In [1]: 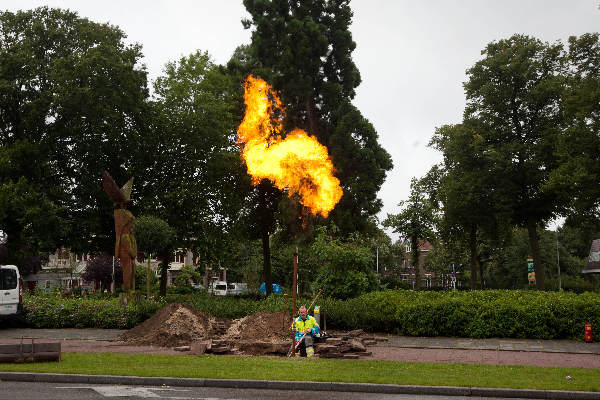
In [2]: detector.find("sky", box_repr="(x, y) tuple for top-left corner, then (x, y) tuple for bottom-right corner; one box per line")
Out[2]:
(3, 0), (599, 238)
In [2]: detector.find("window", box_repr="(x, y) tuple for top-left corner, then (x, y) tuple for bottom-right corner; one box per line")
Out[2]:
(1, 268), (17, 290)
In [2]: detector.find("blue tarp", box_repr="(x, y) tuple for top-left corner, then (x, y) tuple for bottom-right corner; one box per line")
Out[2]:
(259, 282), (283, 294)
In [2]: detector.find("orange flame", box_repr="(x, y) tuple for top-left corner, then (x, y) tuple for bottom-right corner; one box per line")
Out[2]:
(237, 75), (343, 218)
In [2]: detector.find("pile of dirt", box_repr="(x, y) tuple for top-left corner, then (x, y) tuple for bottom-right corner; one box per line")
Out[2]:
(119, 303), (230, 347)
(223, 310), (292, 341)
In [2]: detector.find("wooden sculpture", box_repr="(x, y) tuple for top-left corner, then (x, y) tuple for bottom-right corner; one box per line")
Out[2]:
(102, 171), (137, 291)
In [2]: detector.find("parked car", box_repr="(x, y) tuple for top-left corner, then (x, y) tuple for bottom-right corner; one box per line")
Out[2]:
(0, 265), (22, 317)
(227, 282), (249, 296)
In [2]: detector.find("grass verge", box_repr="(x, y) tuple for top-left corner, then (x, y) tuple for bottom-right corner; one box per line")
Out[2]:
(1, 353), (599, 392)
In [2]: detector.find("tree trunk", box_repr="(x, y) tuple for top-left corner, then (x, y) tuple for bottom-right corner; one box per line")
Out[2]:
(527, 218), (545, 290)
(411, 236), (421, 290)
(262, 230), (272, 296)
(305, 98), (321, 143)
(478, 258), (485, 289)
(469, 224), (478, 290)
(159, 248), (170, 296)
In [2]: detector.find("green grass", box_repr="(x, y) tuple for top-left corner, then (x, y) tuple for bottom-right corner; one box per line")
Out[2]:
(1, 353), (599, 392)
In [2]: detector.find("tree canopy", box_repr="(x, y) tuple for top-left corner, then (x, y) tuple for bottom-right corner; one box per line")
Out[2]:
(0, 7), (150, 270)
(241, 0), (393, 234)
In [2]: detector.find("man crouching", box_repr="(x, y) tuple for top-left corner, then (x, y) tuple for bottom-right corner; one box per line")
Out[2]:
(295, 305), (320, 357)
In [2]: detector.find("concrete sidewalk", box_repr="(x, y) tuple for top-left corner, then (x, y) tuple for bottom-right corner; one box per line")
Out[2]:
(384, 335), (600, 354)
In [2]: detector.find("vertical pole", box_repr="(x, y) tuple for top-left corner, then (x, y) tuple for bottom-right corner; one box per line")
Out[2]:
(376, 246), (379, 275)
(111, 256), (115, 293)
(292, 249), (298, 356)
(147, 254), (151, 298)
(556, 231), (561, 291)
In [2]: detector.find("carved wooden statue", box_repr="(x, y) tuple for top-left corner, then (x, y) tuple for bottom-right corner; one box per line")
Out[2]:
(102, 171), (137, 291)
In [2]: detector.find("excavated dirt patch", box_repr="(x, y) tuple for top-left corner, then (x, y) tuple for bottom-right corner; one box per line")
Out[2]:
(119, 303), (230, 347)
(223, 311), (293, 341)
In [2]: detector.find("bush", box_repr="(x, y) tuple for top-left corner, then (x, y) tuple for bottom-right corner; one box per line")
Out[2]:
(22, 292), (163, 329)
(322, 289), (600, 341)
(20, 289), (600, 341)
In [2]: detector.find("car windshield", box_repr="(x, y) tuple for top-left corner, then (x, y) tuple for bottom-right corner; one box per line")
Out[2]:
(216, 284), (226, 290)
(228, 284), (235, 289)
(1, 268), (17, 290)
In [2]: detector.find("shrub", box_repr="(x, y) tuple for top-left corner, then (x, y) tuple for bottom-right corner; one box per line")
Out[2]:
(322, 289), (600, 341)
(20, 289), (600, 341)
(22, 292), (163, 329)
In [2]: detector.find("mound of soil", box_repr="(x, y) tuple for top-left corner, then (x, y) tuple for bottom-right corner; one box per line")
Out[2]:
(224, 310), (292, 341)
(120, 303), (230, 347)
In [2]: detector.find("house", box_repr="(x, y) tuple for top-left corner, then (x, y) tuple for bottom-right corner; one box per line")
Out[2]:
(397, 238), (435, 288)
(141, 248), (195, 286)
(22, 247), (93, 292)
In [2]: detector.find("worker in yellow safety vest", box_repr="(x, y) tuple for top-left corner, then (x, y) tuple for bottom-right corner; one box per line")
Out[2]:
(294, 305), (320, 357)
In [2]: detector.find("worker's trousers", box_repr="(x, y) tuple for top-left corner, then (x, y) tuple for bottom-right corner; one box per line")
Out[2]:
(296, 336), (314, 357)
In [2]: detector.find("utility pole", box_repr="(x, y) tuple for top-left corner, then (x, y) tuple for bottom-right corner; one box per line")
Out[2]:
(376, 246), (379, 275)
(556, 230), (561, 291)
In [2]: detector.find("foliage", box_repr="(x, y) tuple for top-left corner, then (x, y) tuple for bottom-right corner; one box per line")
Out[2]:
(462, 34), (567, 290)
(0, 7), (150, 263)
(383, 178), (437, 289)
(134, 264), (158, 292)
(134, 216), (175, 256)
(82, 252), (122, 291)
(487, 227), (597, 291)
(19, 289), (600, 343)
(174, 265), (202, 286)
(139, 51), (246, 259)
(134, 215), (175, 296)
(22, 291), (161, 329)
(429, 122), (511, 289)
(324, 289), (600, 341)
(308, 226), (379, 299)
(240, 0), (393, 234)
(551, 33), (600, 220)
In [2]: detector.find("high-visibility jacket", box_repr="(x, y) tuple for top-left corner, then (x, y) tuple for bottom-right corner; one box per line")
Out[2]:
(294, 315), (320, 341)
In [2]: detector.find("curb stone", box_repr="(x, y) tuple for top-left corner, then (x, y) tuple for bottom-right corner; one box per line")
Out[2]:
(0, 372), (598, 399)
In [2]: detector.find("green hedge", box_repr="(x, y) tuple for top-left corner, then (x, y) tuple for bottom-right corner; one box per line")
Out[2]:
(323, 290), (600, 341)
(20, 290), (600, 341)
(23, 293), (162, 329)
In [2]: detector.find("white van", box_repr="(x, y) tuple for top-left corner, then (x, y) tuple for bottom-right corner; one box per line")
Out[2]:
(227, 282), (249, 296)
(210, 280), (228, 296)
(0, 265), (22, 316)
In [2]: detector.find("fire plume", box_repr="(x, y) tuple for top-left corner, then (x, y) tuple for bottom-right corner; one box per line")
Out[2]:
(237, 75), (342, 217)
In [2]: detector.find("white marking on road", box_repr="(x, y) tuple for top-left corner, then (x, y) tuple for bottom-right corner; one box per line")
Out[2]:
(56, 386), (160, 397)
(55, 386), (239, 399)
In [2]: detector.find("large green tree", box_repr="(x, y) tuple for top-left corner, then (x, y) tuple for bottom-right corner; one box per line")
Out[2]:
(0, 7), (150, 270)
(430, 122), (512, 289)
(551, 33), (600, 225)
(463, 34), (566, 290)
(137, 51), (248, 274)
(241, 0), (393, 234)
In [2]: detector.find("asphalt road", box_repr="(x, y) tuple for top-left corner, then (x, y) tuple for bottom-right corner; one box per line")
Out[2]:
(0, 382), (532, 400)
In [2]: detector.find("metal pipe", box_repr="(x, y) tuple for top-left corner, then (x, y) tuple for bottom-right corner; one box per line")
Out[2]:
(292, 249), (298, 356)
